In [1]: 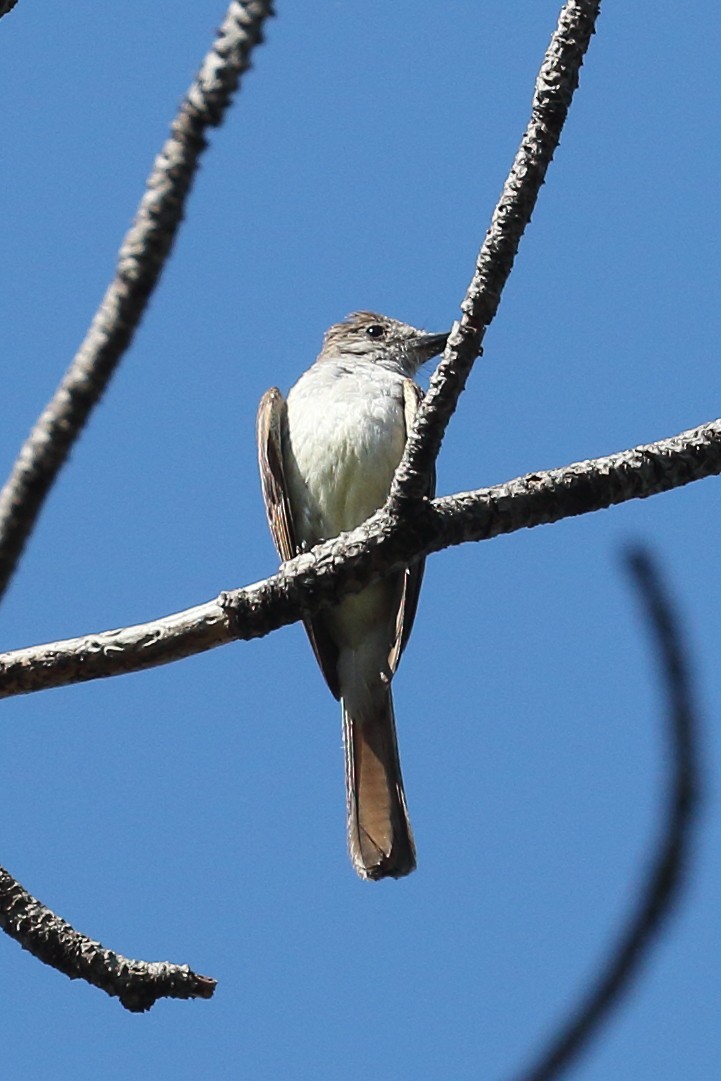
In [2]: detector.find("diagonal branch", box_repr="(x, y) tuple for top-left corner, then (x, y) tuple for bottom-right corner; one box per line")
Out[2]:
(510, 549), (701, 1081)
(0, 0), (19, 20)
(0, 0), (273, 602)
(1, 418), (718, 699)
(0, 866), (216, 1012)
(389, 0), (602, 511)
(0, 0), (272, 1011)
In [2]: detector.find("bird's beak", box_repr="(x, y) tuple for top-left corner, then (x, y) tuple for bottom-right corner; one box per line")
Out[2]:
(414, 331), (449, 362)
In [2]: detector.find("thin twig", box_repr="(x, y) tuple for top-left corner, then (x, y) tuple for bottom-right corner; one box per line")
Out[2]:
(0, 0), (273, 601)
(389, 0), (602, 510)
(510, 549), (701, 1081)
(0, 867), (216, 1012)
(1, 418), (719, 699)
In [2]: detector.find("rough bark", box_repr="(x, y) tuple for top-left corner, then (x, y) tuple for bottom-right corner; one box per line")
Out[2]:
(1, 418), (718, 699)
(390, 0), (601, 509)
(0, 1), (273, 600)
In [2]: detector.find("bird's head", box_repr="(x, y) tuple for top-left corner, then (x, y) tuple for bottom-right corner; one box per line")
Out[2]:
(318, 312), (448, 375)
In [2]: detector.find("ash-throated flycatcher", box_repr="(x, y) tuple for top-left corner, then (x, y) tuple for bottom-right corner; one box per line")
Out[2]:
(257, 312), (448, 880)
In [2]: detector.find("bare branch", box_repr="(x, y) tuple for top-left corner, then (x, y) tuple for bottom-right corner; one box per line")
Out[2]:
(0, 0), (19, 20)
(0, 0), (271, 1011)
(0, 0), (273, 602)
(1, 418), (718, 699)
(389, 0), (602, 509)
(511, 549), (701, 1081)
(0, 866), (216, 1012)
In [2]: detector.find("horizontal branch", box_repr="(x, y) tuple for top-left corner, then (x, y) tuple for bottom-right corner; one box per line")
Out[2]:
(0, 866), (216, 1012)
(0, 418), (718, 699)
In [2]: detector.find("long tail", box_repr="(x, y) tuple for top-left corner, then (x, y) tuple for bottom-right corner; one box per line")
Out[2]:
(342, 690), (416, 880)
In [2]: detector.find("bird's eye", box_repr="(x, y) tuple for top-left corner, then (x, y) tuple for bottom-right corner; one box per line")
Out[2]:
(365, 324), (385, 339)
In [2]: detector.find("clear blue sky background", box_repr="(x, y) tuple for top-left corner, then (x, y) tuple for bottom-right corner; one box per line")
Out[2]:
(1, 3), (719, 1079)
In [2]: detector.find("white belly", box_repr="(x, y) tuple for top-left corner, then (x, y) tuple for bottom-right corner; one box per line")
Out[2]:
(284, 360), (407, 545)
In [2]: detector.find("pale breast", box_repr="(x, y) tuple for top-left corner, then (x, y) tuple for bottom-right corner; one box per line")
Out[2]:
(284, 360), (407, 544)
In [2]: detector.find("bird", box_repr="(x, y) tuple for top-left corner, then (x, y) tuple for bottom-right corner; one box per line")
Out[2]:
(257, 312), (448, 880)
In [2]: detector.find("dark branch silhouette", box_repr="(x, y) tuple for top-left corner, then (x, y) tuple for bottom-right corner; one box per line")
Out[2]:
(0, 0), (273, 602)
(390, 0), (601, 509)
(511, 549), (701, 1081)
(0, 0), (19, 21)
(1, 418), (718, 699)
(0, 866), (216, 1011)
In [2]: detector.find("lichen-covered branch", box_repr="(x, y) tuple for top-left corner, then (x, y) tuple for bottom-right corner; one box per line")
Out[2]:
(511, 549), (701, 1081)
(1, 418), (718, 700)
(0, 0), (273, 601)
(0, 866), (216, 1012)
(390, 0), (602, 509)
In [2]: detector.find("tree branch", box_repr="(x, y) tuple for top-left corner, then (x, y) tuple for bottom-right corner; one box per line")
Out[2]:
(0, 0), (271, 1011)
(0, 7), (709, 1031)
(0, 0), (19, 21)
(389, 0), (602, 510)
(1, 418), (718, 699)
(0, 866), (216, 1012)
(0, 0), (273, 602)
(511, 549), (701, 1081)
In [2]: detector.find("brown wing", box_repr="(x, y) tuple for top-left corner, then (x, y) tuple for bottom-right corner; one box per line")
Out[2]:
(256, 388), (342, 699)
(388, 380), (435, 674)
(257, 388), (296, 563)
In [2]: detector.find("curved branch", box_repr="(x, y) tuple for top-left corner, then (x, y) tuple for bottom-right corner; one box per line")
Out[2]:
(510, 549), (701, 1081)
(1, 418), (718, 699)
(0, 0), (273, 601)
(389, 0), (602, 509)
(0, 0), (271, 1012)
(0, 867), (216, 1012)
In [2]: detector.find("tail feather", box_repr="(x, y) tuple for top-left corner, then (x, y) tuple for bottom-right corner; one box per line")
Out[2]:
(342, 691), (416, 880)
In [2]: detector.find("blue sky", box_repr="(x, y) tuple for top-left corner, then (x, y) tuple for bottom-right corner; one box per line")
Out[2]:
(1, 2), (720, 1078)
